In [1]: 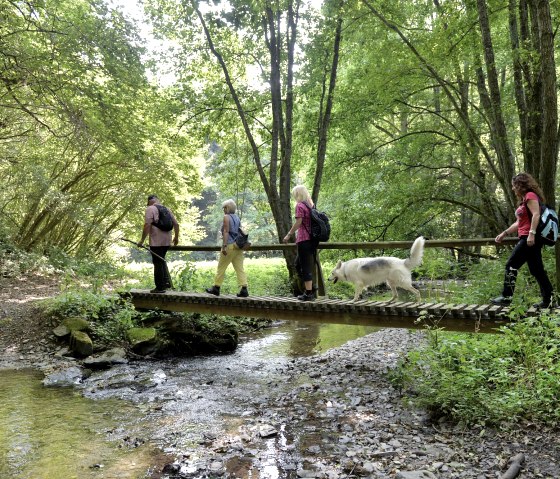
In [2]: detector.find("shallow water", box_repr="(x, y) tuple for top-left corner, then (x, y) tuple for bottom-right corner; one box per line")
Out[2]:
(0, 321), (378, 478)
(0, 370), (162, 479)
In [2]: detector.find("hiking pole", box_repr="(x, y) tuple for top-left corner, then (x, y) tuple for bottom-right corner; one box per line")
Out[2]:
(120, 237), (174, 289)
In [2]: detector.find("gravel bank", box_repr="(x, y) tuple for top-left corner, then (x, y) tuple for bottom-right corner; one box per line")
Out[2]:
(165, 328), (560, 479)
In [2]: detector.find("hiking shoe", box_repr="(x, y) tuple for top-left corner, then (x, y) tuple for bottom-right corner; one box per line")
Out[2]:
(205, 285), (220, 296)
(533, 300), (557, 309)
(297, 291), (315, 302)
(490, 296), (512, 306)
(237, 286), (249, 298)
(150, 288), (167, 293)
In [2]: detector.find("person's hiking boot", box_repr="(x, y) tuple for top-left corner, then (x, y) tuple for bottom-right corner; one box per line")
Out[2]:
(533, 300), (557, 309)
(297, 291), (315, 301)
(237, 286), (249, 298)
(490, 296), (512, 306)
(205, 285), (220, 296)
(150, 288), (167, 293)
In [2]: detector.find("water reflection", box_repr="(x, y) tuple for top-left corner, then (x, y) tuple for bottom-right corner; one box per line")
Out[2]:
(0, 369), (158, 479)
(250, 321), (379, 358)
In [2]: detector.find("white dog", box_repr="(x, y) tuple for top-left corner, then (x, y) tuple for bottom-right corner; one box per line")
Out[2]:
(328, 237), (425, 302)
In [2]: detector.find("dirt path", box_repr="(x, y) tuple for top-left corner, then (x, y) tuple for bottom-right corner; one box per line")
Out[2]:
(0, 273), (61, 368)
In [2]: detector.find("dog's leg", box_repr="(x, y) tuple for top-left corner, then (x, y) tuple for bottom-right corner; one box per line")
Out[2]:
(353, 283), (363, 302)
(401, 284), (421, 302)
(387, 282), (398, 303)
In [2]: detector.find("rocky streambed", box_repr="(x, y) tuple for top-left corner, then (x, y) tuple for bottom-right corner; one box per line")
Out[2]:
(150, 328), (560, 479)
(1, 275), (559, 479)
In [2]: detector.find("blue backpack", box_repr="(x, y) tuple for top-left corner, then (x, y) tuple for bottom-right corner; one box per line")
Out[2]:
(527, 202), (559, 246)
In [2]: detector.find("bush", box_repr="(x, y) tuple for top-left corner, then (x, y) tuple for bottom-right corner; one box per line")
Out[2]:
(42, 290), (140, 345)
(0, 236), (50, 277)
(392, 313), (560, 427)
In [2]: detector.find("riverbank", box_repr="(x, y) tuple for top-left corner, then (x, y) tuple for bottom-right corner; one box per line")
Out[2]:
(1, 274), (559, 478)
(159, 328), (560, 479)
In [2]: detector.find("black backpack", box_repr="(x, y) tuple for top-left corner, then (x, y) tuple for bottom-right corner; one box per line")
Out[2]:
(304, 203), (331, 242)
(152, 204), (174, 232)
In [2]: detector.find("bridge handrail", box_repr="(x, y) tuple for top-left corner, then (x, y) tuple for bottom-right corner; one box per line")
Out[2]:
(169, 237), (518, 252)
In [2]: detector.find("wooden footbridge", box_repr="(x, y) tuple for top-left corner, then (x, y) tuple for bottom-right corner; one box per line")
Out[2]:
(127, 238), (540, 333)
(127, 290), (535, 334)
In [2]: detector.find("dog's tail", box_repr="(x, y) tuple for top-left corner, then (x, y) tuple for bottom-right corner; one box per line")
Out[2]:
(404, 236), (425, 270)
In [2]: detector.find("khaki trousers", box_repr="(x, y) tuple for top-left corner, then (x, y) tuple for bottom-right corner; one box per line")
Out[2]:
(213, 243), (248, 287)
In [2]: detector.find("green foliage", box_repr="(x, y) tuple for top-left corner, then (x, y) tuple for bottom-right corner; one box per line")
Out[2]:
(0, 235), (50, 277)
(392, 314), (560, 427)
(42, 291), (140, 344)
(174, 257), (292, 296)
(1, 0), (202, 257)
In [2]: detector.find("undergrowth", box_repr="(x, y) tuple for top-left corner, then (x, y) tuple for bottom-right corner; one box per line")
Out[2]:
(391, 313), (560, 427)
(42, 290), (141, 345)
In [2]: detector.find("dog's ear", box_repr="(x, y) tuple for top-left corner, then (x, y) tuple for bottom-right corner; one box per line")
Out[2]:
(336, 260), (342, 269)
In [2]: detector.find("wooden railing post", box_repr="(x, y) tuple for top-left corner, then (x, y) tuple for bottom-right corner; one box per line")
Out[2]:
(314, 250), (326, 297)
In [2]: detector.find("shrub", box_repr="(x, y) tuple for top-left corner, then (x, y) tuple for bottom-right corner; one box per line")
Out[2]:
(174, 257), (291, 296)
(392, 313), (560, 427)
(42, 290), (140, 344)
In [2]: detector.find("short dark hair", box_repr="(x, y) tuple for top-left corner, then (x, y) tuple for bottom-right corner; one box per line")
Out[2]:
(147, 194), (158, 201)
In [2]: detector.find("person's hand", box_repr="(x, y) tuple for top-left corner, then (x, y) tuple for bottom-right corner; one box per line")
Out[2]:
(221, 245), (227, 256)
(527, 232), (535, 246)
(173, 237), (178, 246)
(137, 241), (144, 247)
(283, 234), (291, 243)
(495, 232), (505, 244)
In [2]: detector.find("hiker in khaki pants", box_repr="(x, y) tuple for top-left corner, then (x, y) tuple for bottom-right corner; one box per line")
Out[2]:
(205, 199), (248, 297)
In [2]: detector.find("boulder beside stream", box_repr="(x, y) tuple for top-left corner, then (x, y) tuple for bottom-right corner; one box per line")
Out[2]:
(147, 316), (239, 356)
(69, 330), (93, 356)
(127, 327), (159, 356)
(53, 317), (91, 338)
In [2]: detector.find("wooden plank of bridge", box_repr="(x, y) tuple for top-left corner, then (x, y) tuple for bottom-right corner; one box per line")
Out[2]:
(475, 304), (491, 317)
(395, 302), (418, 316)
(486, 305), (505, 319)
(127, 290), (515, 333)
(462, 304), (479, 317)
(427, 302), (447, 315)
(450, 304), (468, 317)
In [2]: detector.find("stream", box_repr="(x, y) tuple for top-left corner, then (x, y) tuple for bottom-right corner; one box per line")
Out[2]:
(0, 321), (378, 479)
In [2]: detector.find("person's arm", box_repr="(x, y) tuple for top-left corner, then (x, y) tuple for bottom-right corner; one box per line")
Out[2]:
(139, 208), (153, 246)
(526, 199), (540, 246)
(283, 217), (303, 243)
(221, 215), (229, 255)
(495, 220), (518, 244)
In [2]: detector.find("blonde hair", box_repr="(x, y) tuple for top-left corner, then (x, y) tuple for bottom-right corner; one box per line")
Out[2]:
(292, 185), (314, 206)
(222, 199), (237, 213)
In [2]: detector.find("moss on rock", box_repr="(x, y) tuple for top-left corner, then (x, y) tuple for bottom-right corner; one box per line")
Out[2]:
(62, 316), (90, 332)
(127, 327), (157, 344)
(69, 330), (93, 357)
